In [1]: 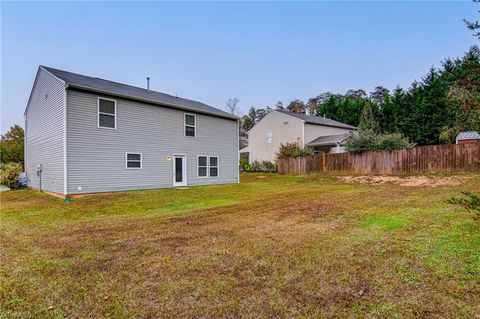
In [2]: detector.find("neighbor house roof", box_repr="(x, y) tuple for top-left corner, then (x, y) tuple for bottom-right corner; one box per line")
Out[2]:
(307, 132), (354, 146)
(456, 131), (480, 141)
(40, 66), (238, 120)
(278, 110), (356, 129)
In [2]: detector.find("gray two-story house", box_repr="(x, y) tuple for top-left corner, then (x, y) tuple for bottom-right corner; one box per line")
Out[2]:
(25, 66), (239, 197)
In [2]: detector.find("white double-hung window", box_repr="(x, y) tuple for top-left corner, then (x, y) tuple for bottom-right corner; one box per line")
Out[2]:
(198, 156), (208, 177)
(98, 98), (116, 129)
(126, 153), (142, 169)
(197, 155), (219, 178)
(266, 131), (272, 144)
(209, 156), (219, 177)
(185, 114), (196, 137)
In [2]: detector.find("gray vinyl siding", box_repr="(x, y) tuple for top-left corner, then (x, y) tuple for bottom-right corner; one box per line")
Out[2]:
(24, 68), (65, 194)
(66, 90), (238, 194)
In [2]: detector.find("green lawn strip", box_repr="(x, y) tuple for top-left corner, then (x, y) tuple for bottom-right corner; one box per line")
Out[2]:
(1, 173), (479, 318)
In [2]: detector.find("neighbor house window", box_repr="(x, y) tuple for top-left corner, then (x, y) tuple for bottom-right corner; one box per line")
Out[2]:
(185, 114), (196, 137)
(198, 156), (208, 177)
(126, 153), (142, 169)
(266, 131), (272, 144)
(209, 156), (219, 177)
(98, 98), (116, 129)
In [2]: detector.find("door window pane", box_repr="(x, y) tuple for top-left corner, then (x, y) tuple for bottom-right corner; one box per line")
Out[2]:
(175, 157), (183, 182)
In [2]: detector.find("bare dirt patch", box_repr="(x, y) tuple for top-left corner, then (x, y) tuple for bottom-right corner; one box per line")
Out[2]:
(339, 175), (471, 187)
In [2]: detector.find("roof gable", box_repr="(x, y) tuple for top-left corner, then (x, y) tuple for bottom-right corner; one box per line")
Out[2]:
(277, 110), (356, 130)
(247, 110), (304, 134)
(307, 132), (353, 146)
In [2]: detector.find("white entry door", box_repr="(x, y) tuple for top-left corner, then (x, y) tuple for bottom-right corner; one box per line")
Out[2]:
(173, 155), (187, 187)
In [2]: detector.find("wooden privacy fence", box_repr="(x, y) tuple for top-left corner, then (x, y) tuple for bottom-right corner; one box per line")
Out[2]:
(277, 143), (480, 175)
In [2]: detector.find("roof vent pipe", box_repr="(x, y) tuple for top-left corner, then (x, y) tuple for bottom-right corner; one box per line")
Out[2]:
(146, 77), (150, 92)
(323, 114), (326, 120)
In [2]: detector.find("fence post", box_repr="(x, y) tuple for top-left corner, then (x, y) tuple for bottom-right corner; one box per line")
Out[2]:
(322, 152), (326, 173)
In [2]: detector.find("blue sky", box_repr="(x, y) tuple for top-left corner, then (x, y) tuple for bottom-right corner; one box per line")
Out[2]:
(1, 1), (478, 132)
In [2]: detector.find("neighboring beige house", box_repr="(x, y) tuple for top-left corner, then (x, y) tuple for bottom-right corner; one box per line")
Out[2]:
(241, 110), (355, 163)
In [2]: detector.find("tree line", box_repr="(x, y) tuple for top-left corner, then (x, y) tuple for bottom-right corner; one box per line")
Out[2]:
(235, 45), (480, 146)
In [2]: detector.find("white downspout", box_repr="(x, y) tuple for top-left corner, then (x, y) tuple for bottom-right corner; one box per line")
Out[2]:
(301, 121), (305, 148)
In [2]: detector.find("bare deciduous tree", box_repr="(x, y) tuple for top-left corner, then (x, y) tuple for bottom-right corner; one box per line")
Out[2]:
(225, 98), (241, 116)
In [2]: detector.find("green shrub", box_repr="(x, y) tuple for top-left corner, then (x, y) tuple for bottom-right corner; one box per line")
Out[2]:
(345, 130), (376, 153)
(260, 160), (277, 173)
(346, 130), (415, 153)
(240, 158), (249, 169)
(446, 192), (480, 218)
(242, 163), (254, 172)
(251, 160), (277, 173)
(376, 132), (416, 151)
(275, 141), (314, 160)
(0, 162), (23, 188)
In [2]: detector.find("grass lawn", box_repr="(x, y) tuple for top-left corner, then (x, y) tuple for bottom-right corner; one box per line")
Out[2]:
(1, 173), (479, 318)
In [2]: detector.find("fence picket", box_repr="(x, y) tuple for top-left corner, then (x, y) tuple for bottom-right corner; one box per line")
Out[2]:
(277, 143), (480, 175)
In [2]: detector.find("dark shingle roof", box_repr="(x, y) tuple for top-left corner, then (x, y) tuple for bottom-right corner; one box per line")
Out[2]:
(278, 110), (356, 129)
(307, 132), (353, 146)
(41, 66), (237, 120)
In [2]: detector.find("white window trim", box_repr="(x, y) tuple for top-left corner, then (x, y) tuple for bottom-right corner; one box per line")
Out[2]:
(184, 113), (196, 137)
(209, 155), (219, 178)
(197, 155), (208, 178)
(125, 152), (142, 169)
(98, 97), (117, 129)
(266, 130), (272, 144)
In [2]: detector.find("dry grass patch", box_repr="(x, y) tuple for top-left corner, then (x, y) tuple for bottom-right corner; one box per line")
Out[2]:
(339, 175), (472, 187)
(1, 173), (479, 318)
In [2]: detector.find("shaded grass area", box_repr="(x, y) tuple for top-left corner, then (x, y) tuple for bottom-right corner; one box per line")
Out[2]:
(1, 173), (479, 318)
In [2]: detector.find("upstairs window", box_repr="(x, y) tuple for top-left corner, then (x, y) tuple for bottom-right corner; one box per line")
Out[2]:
(266, 131), (272, 144)
(198, 156), (208, 178)
(126, 153), (142, 169)
(209, 156), (219, 177)
(98, 98), (116, 129)
(185, 114), (196, 137)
